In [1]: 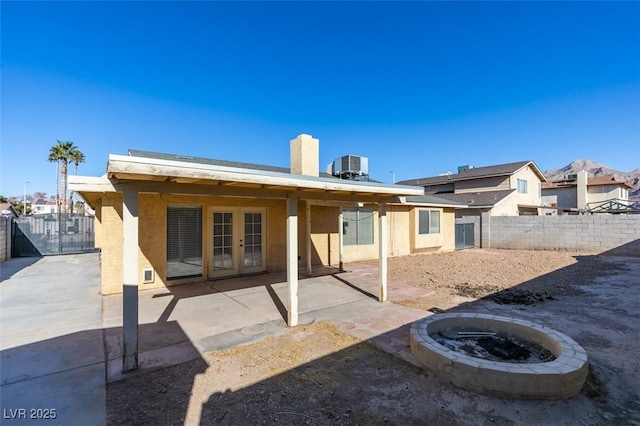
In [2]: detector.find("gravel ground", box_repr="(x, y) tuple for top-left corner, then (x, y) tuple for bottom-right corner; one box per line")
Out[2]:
(107, 249), (640, 425)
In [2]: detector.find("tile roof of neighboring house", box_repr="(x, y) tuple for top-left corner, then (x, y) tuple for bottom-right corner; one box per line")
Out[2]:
(0, 203), (18, 217)
(425, 189), (516, 208)
(128, 149), (338, 178)
(397, 161), (546, 186)
(588, 176), (633, 188)
(405, 194), (467, 207)
(542, 175), (633, 189)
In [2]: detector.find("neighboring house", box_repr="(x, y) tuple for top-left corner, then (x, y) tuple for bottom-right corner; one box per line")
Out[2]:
(398, 161), (547, 217)
(30, 198), (72, 215)
(541, 170), (633, 214)
(0, 203), (19, 218)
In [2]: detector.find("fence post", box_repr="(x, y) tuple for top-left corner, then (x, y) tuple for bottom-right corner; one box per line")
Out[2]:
(58, 211), (62, 255)
(480, 211), (491, 249)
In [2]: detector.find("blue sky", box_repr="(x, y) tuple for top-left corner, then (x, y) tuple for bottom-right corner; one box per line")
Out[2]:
(2, 1), (639, 198)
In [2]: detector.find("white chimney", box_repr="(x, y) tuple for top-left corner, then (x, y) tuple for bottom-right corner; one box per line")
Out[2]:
(577, 170), (588, 210)
(290, 134), (319, 177)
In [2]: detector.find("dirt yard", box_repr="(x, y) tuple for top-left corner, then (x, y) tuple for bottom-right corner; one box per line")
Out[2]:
(107, 249), (640, 425)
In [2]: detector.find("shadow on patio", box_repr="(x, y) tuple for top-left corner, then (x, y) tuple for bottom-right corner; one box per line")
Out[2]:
(105, 250), (640, 425)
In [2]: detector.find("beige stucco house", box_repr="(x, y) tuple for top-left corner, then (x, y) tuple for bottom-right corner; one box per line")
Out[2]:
(542, 170), (633, 214)
(398, 161), (547, 217)
(70, 134), (460, 371)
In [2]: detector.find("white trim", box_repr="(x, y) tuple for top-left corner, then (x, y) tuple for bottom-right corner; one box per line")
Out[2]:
(106, 154), (423, 196)
(286, 197), (298, 326)
(208, 206), (267, 278)
(378, 203), (388, 302)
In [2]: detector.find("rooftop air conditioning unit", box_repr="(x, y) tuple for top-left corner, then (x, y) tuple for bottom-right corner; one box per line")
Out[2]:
(332, 155), (369, 180)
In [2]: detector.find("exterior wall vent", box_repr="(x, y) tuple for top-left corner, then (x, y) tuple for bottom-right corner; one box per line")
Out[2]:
(143, 268), (155, 284)
(331, 155), (369, 181)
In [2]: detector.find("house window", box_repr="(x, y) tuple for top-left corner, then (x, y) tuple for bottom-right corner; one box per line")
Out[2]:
(418, 210), (440, 234)
(343, 208), (374, 245)
(517, 179), (528, 194)
(167, 206), (202, 280)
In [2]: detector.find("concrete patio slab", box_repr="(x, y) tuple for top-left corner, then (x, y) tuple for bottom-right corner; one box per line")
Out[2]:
(1, 253), (436, 424)
(1, 363), (105, 425)
(0, 254), (105, 426)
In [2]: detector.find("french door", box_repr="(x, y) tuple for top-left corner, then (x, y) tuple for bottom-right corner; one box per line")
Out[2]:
(209, 207), (266, 278)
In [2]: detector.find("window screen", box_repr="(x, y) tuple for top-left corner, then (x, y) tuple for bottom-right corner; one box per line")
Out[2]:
(419, 210), (440, 234)
(343, 208), (374, 246)
(167, 207), (202, 279)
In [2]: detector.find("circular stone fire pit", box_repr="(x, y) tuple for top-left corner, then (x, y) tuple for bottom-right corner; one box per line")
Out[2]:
(410, 313), (588, 400)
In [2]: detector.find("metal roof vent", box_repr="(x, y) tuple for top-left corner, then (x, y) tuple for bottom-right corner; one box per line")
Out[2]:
(332, 155), (369, 181)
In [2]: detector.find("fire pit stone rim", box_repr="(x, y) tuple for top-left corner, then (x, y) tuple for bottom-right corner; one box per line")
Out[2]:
(409, 313), (589, 400)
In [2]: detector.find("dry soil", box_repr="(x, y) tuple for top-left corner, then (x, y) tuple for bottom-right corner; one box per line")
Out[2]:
(107, 249), (640, 425)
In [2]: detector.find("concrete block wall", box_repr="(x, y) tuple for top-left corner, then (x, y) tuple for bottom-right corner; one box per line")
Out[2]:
(487, 215), (640, 256)
(0, 216), (11, 262)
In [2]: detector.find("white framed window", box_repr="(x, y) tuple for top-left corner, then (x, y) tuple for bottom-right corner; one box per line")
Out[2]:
(343, 208), (374, 245)
(418, 210), (440, 234)
(167, 206), (203, 280)
(517, 179), (528, 194)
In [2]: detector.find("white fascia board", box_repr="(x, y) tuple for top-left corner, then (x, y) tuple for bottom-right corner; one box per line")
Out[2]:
(69, 175), (118, 192)
(402, 202), (469, 208)
(107, 154), (424, 197)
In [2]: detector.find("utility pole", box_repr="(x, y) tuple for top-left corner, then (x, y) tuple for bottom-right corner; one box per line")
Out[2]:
(23, 181), (29, 216)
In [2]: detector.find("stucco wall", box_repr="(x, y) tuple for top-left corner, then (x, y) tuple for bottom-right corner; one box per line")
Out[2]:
(490, 194), (519, 216)
(93, 198), (104, 248)
(410, 207), (455, 252)
(99, 194), (293, 294)
(388, 206), (411, 257)
(98, 194), (457, 294)
(100, 192), (123, 294)
(588, 185), (623, 204)
(508, 166), (543, 209)
(308, 204), (340, 266)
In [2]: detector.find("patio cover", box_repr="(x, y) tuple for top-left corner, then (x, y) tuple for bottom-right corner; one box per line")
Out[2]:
(70, 152), (423, 371)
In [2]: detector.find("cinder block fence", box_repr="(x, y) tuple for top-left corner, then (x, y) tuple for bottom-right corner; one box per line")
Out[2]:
(0, 216), (11, 262)
(480, 214), (640, 257)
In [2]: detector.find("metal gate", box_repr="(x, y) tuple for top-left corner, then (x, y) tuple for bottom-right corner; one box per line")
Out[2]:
(12, 214), (96, 257)
(455, 223), (474, 250)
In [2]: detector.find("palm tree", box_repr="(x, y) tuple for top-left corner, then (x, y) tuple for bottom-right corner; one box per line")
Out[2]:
(48, 140), (83, 214)
(68, 149), (86, 209)
(69, 149), (85, 175)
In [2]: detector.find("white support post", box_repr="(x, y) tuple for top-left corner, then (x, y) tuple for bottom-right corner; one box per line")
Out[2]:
(378, 202), (388, 302)
(338, 208), (344, 272)
(306, 201), (312, 277)
(286, 197), (299, 326)
(122, 189), (139, 372)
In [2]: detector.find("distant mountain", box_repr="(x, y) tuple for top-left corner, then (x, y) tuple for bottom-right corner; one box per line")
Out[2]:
(543, 159), (640, 201)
